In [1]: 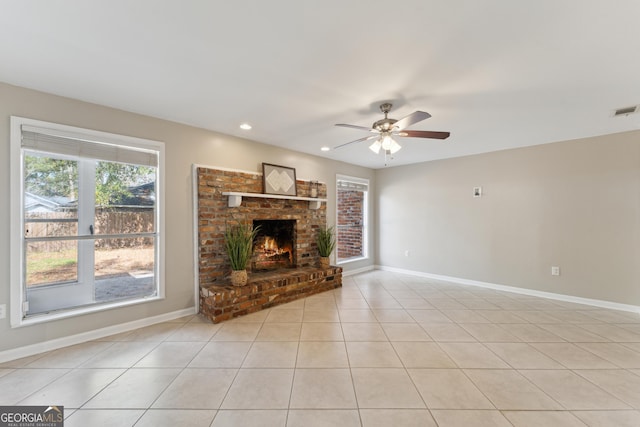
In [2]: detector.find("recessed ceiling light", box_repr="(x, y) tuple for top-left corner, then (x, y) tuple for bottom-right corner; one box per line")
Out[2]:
(321, 146), (330, 152)
(239, 123), (252, 130)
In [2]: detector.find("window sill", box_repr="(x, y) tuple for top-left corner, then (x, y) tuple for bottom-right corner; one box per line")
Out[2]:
(337, 256), (369, 265)
(13, 295), (164, 328)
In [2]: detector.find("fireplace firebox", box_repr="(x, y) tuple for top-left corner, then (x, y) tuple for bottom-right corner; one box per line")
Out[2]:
(252, 219), (296, 270)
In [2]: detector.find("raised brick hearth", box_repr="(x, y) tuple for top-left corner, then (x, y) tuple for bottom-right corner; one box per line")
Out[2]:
(197, 166), (342, 322)
(200, 266), (342, 323)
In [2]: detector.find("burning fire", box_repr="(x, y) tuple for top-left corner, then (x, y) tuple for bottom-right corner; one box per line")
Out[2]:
(252, 230), (294, 269)
(260, 237), (289, 257)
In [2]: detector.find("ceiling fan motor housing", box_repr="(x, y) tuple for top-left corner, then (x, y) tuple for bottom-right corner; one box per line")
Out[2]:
(374, 103), (397, 132)
(373, 118), (397, 132)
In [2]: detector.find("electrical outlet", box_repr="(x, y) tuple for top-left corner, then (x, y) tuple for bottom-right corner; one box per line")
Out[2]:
(404, 250), (410, 257)
(551, 266), (560, 276)
(0, 304), (6, 319)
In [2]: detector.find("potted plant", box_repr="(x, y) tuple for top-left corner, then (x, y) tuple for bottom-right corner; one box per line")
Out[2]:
(316, 226), (336, 269)
(224, 222), (260, 286)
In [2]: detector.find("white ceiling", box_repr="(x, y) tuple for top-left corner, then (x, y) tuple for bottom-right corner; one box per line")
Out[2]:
(2, 1), (640, 169)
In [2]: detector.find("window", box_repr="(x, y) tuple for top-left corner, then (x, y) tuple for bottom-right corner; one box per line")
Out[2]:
(10, 117), (164, 326)
(336, 175), (369, 263)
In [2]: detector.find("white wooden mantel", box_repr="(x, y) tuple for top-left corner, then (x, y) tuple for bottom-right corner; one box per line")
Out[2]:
(222, 192), (327, 210)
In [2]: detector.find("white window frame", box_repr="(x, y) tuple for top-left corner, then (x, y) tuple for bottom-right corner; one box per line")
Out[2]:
(336, 174), (369, 264)
(10, 116), (165, 327)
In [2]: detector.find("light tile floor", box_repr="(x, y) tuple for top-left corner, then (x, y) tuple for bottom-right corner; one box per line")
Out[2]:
(2, 270), (640, 426)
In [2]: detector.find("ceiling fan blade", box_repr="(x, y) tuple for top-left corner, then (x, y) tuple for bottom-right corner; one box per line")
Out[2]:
(335, 123), (375, 132)
(398, 130), (450, 139)
(334, 134), (379, 150)
(393, 111), (431, 131)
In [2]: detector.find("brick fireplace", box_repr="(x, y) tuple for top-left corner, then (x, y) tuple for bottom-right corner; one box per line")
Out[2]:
(197, 166), (342, 322)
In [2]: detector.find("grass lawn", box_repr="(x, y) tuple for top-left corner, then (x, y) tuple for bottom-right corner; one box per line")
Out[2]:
(27, 246), (154, 286)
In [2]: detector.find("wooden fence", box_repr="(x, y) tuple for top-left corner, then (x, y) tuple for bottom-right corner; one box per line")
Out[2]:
(25, 207), (154, 252)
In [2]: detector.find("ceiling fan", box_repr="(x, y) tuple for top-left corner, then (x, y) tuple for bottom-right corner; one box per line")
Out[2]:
(334, 103), (450, 156)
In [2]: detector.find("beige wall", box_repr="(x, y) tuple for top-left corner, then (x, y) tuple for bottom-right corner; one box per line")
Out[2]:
(3, 79), (637, 354)
(376, 131), (640, 306)
(0, 82), (375, 352)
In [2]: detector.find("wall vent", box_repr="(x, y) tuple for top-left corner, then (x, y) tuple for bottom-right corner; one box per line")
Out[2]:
(613, 105), (639, 117)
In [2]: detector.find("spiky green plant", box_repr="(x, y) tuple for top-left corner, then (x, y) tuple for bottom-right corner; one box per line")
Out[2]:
(224, 222), (260, 271)
(316, 226), (336, 257)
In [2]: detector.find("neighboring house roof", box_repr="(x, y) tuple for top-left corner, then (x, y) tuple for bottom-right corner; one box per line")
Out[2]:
(110, 182), (155, 206)
(24, 192), (74, 212)
(25, 182), (155, 211)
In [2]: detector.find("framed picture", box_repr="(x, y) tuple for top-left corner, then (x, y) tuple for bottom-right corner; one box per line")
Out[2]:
(262, 163), (297, 196)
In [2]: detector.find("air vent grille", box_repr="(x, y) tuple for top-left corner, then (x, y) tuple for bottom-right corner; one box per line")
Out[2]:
(613, 105), (639, 117)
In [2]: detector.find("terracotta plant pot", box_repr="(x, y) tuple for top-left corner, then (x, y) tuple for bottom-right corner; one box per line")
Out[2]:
(230, 269), (248, 287)
(319, 256), (330, 269)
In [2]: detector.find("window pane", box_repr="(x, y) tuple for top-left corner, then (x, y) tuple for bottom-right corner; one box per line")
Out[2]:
(24, 216), (78, 239)
(337, 224), (364, 259)
(94, 161), (156, 235)
(337, 187), (365, 261)
(94, 237), (156, 302)
(25, 241), (78, 287)
(24, 152), (80, 287)
(24, 153), (78, 204)
(24, 152), (79, 238)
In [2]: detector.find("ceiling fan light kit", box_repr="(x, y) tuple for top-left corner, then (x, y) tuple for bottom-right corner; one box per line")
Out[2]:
(369, 139), (382, 154)
(334, 103), (450, 163)
(369, 133), (401, 154)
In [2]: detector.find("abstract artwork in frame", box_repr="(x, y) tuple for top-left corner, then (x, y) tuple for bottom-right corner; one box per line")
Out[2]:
(262, 163), (297, 196)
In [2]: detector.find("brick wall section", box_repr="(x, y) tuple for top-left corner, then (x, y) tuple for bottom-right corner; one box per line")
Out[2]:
(197, 167), (342, 322)
(197, 166), (329, 285)
(337, 189), (364, 259)
(200, 266), (342, 323)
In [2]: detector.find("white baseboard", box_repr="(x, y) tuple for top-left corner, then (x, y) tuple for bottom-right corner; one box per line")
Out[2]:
(0, 307), (197, 364)
(376, 265), (640, 314)
(342, 265), (375, 277)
